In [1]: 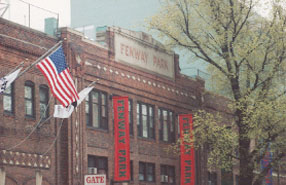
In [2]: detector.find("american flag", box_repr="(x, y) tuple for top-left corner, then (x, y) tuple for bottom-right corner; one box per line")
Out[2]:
(37, 46), (79, 107)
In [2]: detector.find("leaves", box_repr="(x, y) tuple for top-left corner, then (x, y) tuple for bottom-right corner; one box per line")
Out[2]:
(148, 0), (286, 184)
(193, 110), (238, 171)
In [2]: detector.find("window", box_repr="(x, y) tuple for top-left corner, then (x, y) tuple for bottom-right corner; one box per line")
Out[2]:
(25, 81), (34, 117)
(161, 165), (175, 184)
(88, 155), (108, 177)
(3, 83), (14, 113)
(86, 90), (108, 130)
(235, 175), (238, 185)
(139, 162), (155, 182)
(137, 102), (154, 139)
(129, 99), (133, 135)
(39, 85), (49, 119)
(159, 109), (175, 142)
(130, 160), (133, 181)
(178, 120), (180, 137)
(221, 169), (233, 185)
(208, 172), (217, 185)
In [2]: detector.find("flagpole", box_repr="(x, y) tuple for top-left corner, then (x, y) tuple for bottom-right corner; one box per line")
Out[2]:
(6, 61), (25, 75)
(17, 41), (63, 79)
(0, 61), (25, 78)
(87, 79), (99, 87)
(12, 61), (25, 71)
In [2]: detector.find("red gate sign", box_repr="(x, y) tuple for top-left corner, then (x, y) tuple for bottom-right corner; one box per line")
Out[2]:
(179, 114), (195, 185)
(113, 96), (130, 182)
(84, 175), (106, 185)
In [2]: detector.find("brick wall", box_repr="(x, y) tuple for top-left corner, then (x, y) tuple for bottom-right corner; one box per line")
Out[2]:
(0, 18), (59, 184)
(60, 27), (208, 185)
(0, 18), (219, 185)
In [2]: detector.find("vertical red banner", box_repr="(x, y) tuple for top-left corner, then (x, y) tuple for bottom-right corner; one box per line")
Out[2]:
(113, 96), (130, 182)
(179, 114), (195, 185)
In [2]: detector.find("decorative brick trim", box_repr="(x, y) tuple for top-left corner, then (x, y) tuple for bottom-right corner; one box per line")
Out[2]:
(0, 150), (51, 169)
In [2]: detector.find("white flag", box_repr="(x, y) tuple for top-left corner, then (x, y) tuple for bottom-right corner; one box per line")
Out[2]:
(78, 86), (94, 105)
(53, 86), (94, 118)
(0, 68), (22, 94)
(53, 104), (74, 118)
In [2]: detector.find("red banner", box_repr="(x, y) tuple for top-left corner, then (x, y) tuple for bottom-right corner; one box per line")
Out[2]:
(179, 114), (195, 185)
(113, 96), (130, 182)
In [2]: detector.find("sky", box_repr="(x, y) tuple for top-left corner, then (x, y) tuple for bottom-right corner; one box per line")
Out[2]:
(2, 0), (71, 28)
(0, 0), (277, 79)
(1, 0), (275, 29)
(26, 0), (71, 27)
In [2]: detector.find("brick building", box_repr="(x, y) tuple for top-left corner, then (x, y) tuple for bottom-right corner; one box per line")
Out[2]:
(0, 18), (218, 185)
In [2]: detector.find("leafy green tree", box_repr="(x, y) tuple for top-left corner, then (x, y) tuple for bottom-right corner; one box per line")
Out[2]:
(148, 0), (286, 184)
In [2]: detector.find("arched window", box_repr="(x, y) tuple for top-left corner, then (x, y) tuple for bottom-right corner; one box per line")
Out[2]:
(85, 89), (108, 130)
(137, 102), (155, 139)
(158, 108), (175, 143)
(129, 99), (133, 135)
(24, 81), (34, 117)
(3, 82), (14, 114)
(39, 85), (49, 119)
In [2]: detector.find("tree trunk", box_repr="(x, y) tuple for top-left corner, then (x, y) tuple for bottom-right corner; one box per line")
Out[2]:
(238, 137), (254, 185)
(237, 109), (255, 185)
(229, 74), (256, 185)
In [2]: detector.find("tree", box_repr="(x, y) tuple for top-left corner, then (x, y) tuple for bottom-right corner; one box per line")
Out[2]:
(148, 0), (286, 184)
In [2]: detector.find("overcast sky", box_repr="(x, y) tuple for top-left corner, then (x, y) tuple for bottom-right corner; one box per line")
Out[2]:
(25, 0), (274, 25)
(25, 0), (70, 26)
(0, 0), (278, 77)
(2, 0), (70, 28)
(1, 0), (276, 30)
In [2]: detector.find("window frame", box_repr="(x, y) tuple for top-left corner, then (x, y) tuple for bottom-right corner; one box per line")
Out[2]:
(159, 108), (175, 143)
(39, 85), (49, 120)
(129, 99), (133, 136)
(160, 165), (175, 184)
(208, 171), (218, 185)
(130, 160), (133, 181)
(86, 89), (108, 130)
(88, 155), (108, 178)
(137, 102), (155, 139)
(139, 162), (155, 182)
(177, 112), (184, 137)
(3, 82), (14, 114)
(24, 81), (35, 118)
